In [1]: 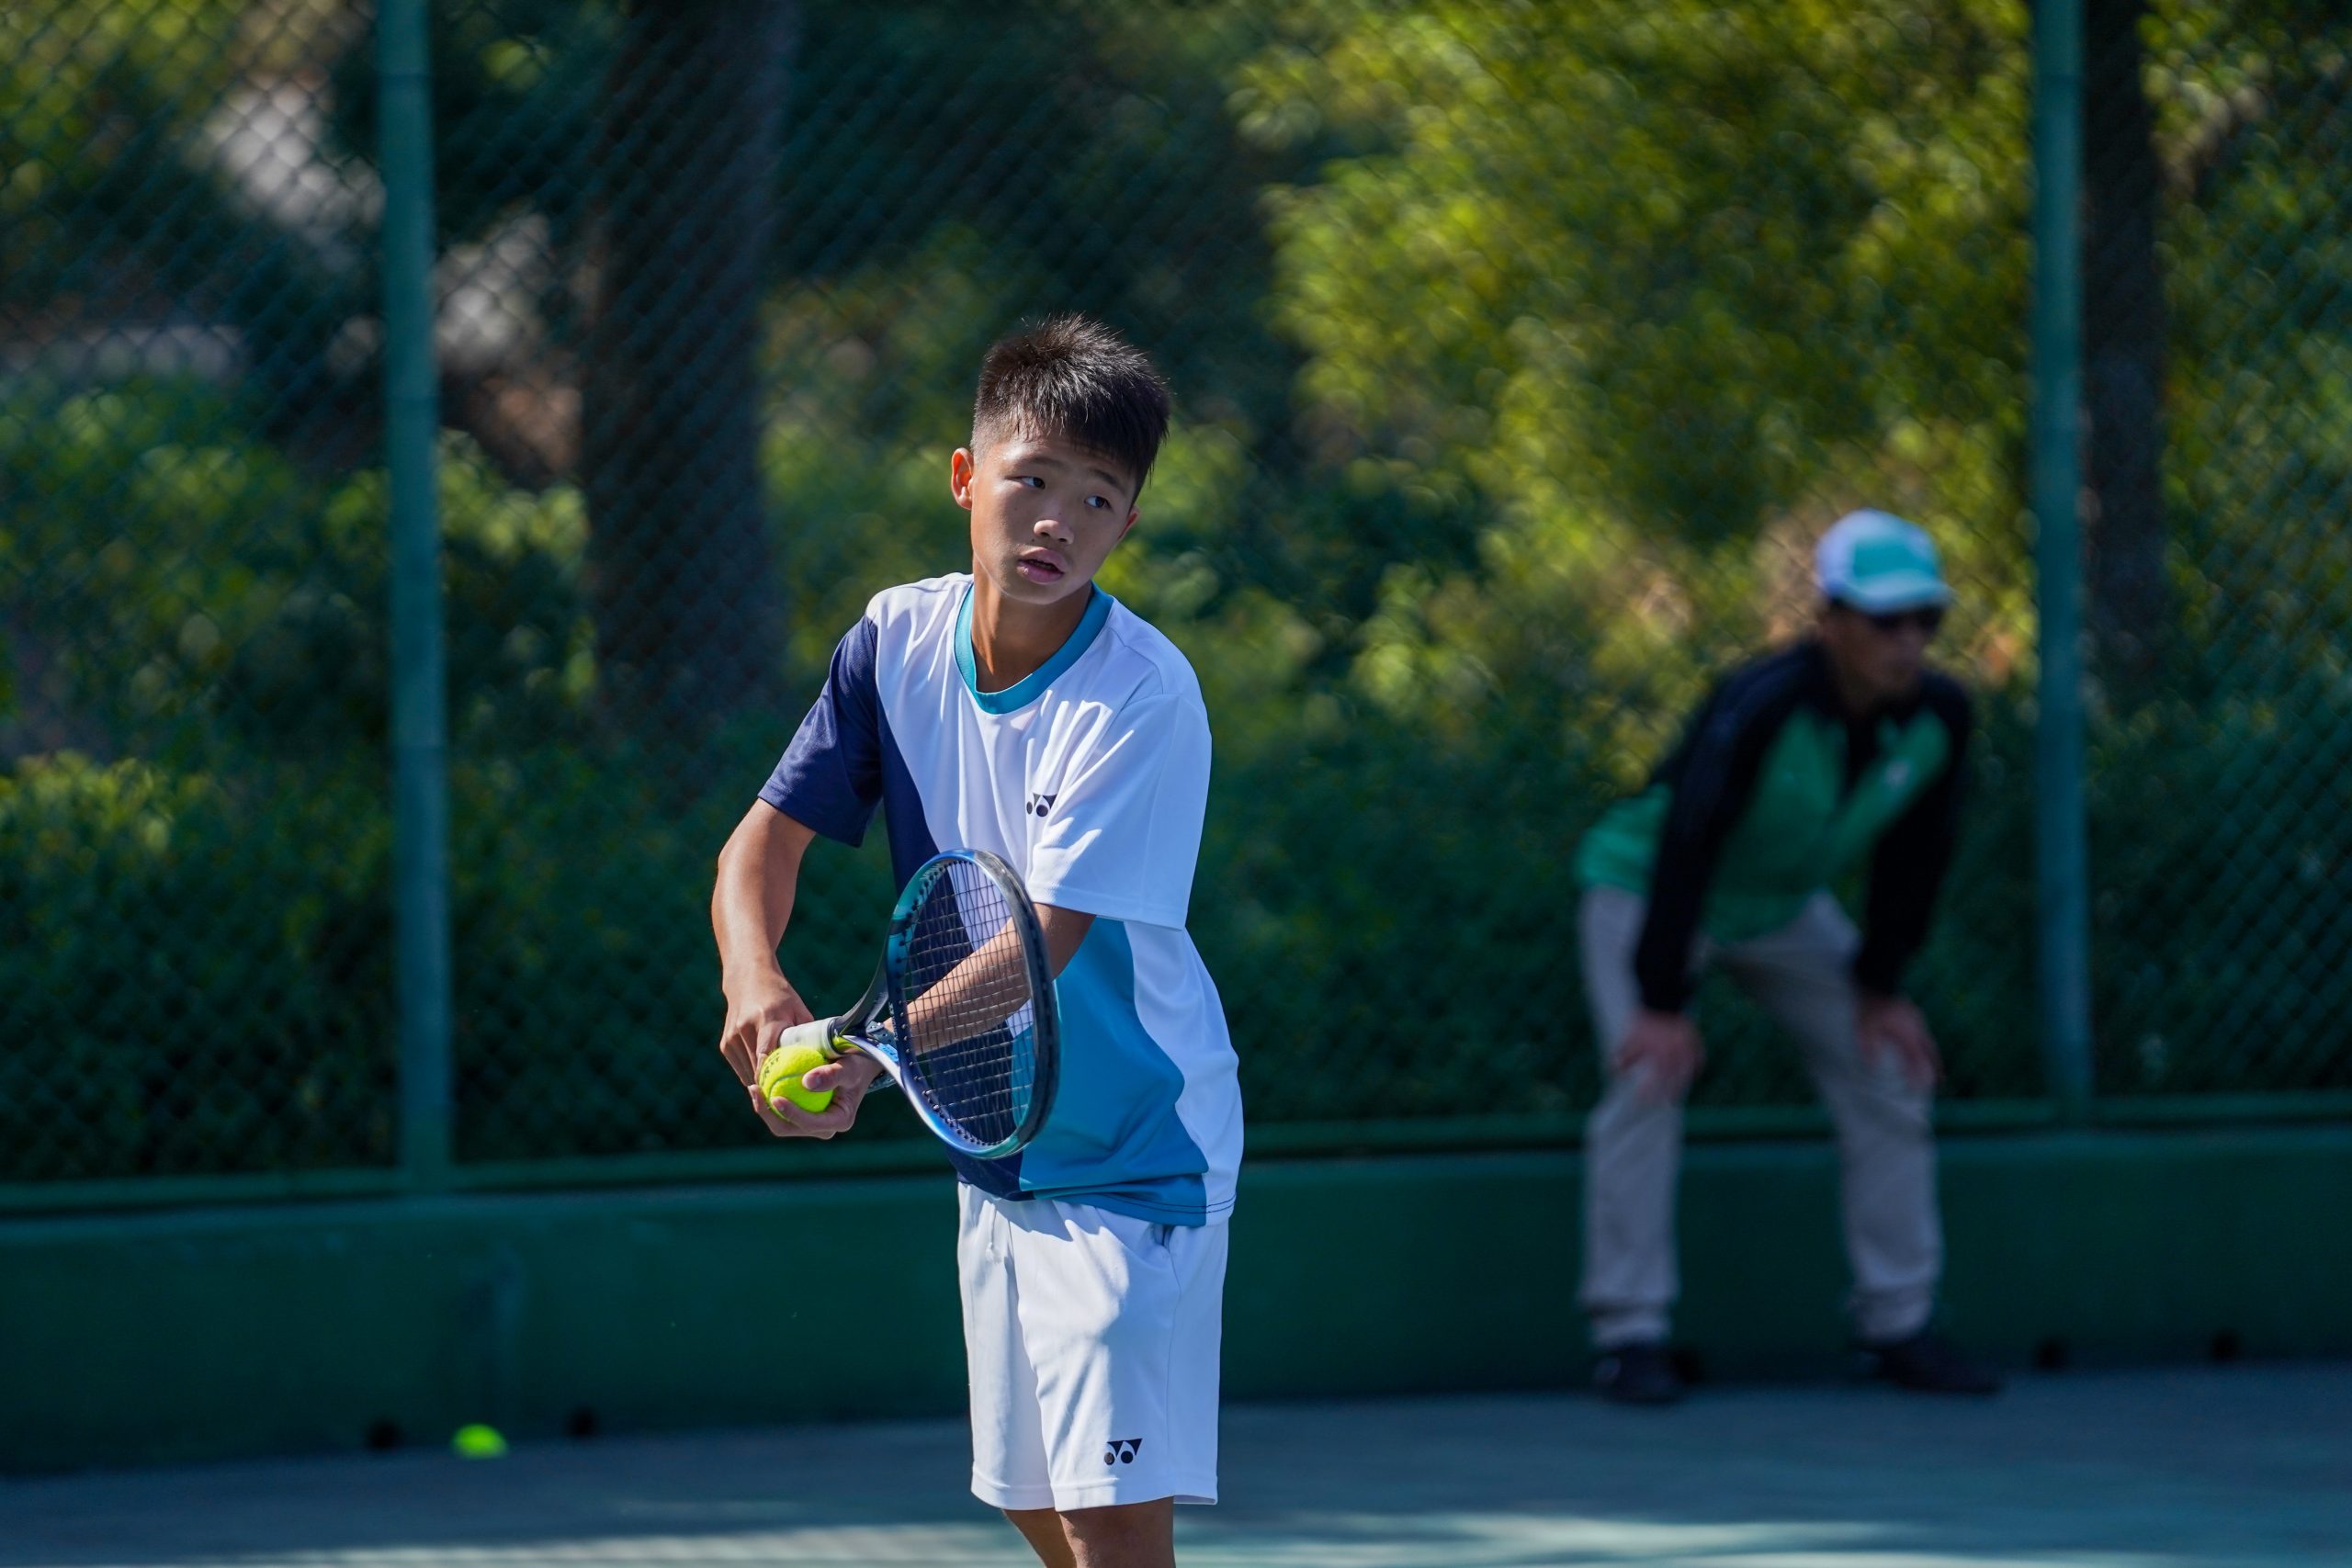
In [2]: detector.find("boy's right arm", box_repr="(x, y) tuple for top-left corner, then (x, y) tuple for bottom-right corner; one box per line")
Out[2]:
(712, 800), (820, 1087)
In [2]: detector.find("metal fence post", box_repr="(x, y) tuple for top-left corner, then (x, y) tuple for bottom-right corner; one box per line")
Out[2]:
(2030, 0), (2096, 1115)
(377, 0), (454, 1186)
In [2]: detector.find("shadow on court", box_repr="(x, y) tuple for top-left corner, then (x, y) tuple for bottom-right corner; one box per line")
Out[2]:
(6, 1364), (2346, 1567)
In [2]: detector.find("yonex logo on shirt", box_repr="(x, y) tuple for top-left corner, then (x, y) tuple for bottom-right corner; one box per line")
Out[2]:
(758, 577), (1239, 1225)
(1102, 1438), (1142, 1465)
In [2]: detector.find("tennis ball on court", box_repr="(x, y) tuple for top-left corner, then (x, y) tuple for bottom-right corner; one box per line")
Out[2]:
(451, 1423), (507, 1459)
(759, 1040), (834, 1113)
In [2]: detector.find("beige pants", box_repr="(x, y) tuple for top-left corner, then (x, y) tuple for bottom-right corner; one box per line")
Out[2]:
(1578, 885), (1941, 1348)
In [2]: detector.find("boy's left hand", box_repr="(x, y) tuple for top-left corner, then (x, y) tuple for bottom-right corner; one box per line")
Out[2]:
(749, 1052), (886, 1140)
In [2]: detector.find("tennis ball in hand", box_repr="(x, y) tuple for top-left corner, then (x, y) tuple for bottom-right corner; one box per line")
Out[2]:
(451, 1423), (507, 1459)
(759, 1040), (835, 1113)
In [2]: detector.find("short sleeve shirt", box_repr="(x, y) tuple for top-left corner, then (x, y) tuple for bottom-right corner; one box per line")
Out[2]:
(759, 575), (1241, 1224)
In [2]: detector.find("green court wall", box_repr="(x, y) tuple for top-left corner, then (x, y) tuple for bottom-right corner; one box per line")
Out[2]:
(4, 1127), (2348, 1472)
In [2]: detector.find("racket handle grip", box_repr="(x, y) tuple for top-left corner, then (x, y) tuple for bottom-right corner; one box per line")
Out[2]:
(772, 1018), (843, 1061)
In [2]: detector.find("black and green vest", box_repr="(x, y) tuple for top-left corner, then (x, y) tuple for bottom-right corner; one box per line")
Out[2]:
(1576, 641), (1971, 1011)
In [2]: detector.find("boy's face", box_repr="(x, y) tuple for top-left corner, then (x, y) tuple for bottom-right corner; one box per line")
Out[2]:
(952, 431), (1138, 611)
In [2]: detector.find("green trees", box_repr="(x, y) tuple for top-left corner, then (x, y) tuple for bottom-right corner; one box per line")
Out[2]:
(8, 0), (2352, 1181)
(1239, 1), (2030, 706)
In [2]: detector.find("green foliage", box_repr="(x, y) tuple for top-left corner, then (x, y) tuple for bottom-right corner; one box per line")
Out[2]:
(9, 0), (2352, 1190)
(1240, 0), (2031, 705)
(1, 3), (374, 437)
(0, 380), (595, 757)
(2088, 677), (2352, 1094)
(0, 750), (393, 1180)
(0, 1), (250, 296)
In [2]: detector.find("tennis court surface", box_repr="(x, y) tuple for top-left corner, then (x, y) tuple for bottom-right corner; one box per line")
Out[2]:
(7, 1362), (2346, 1567)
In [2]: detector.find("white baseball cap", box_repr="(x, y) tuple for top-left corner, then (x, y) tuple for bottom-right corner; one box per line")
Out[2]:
(1815, 510), (1952, 613)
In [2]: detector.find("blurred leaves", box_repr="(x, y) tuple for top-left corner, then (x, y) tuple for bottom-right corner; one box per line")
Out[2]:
(5, 0), (2352, 1184)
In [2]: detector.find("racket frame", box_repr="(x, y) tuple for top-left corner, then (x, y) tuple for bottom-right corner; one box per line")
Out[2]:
(785, 849), (1059, 1159)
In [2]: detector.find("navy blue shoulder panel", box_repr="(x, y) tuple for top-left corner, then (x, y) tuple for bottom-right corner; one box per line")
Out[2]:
(761, 617), (887, 846)
(763, 612), (1020, 1196)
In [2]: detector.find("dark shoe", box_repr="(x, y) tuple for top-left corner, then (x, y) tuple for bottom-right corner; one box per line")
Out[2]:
(1863, 1328), (2003, 1394)
(1594, 1341), (1686, 1405)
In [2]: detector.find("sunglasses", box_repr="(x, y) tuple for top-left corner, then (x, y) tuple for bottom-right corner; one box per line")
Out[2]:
(1853, 605), (1946, 637)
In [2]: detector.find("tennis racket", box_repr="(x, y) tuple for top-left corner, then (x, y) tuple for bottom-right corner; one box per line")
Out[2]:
(766, 849), (1059, 1159)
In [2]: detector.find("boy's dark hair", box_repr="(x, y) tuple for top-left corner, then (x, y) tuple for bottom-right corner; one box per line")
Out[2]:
(973, 314), (1170, 499)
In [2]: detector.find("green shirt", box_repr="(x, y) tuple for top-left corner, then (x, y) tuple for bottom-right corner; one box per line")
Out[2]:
(1577, 641), (1971, 1011)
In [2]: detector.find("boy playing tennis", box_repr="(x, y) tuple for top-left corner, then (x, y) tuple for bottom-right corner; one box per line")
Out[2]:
(711, 316), (1239, 1568)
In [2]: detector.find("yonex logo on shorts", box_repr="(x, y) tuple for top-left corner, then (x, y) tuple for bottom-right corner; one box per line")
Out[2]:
(1026, 792), (1057, 818)
(1102, 1438), (1142, 1466)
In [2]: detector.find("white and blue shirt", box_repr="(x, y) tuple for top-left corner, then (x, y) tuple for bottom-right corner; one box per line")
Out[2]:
(760, 575), (1241, 1225)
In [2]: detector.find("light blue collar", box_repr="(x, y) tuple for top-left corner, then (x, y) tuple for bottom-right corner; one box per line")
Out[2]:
(955, 581), (1114, 714)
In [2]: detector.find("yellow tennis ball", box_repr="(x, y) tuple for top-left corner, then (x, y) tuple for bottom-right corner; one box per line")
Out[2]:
(759, 1040), (835, 1113)
(451, 1423), (507, 1459)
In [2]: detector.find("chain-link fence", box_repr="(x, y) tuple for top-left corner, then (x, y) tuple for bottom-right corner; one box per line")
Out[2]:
(2083, 2), (2352, 1098)
(4, 0), (2346, 1197)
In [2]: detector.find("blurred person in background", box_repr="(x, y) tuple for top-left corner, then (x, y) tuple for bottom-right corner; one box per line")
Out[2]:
(1571, 510), (2002, 1405)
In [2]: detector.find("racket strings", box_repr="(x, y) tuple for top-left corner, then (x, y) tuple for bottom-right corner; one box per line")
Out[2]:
(894, 862), (1040, 1148)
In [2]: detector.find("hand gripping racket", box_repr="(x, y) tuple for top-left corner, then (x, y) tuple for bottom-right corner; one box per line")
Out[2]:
(767, 849), (1059, 1159)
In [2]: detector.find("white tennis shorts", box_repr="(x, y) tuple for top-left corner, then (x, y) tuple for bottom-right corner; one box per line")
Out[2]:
(957, 1183), (1228, 1512)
